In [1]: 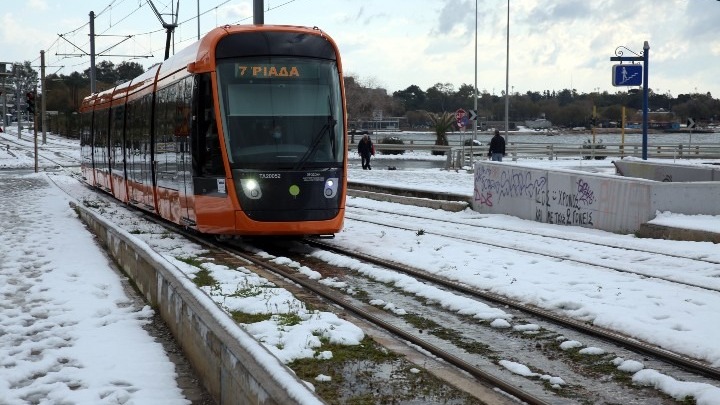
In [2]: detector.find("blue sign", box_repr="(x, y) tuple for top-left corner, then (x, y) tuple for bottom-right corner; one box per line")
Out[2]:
(612, 64), (642, 86)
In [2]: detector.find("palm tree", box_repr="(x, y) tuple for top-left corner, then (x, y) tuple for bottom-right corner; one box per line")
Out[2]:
(426, 111), (454, 155)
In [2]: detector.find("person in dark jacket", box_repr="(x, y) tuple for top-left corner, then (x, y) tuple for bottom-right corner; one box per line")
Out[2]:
(488, 129), (506, 161)
(358, 135), (374, 170)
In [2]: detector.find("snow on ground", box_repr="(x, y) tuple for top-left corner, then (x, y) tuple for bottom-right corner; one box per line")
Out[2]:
(2, 128), (720, 404)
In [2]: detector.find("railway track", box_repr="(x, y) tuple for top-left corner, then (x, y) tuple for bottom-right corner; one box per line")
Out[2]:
(226, 235), (720, 403)
(0, 132), (80, 168)
(120, 212), (711, 405)
(121, 225), (545, 403)
(306, 237), (720, 381)
(220, 238), (555, 405)
(339, 199), (720, 377)
(346, 200), (720, 293)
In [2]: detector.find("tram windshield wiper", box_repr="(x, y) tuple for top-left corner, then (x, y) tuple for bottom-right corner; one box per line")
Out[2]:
(292, 116), (336, 170)
(293, 96), (336, 170)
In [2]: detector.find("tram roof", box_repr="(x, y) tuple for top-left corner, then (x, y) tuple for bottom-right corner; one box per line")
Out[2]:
(80, 25), (337, 111)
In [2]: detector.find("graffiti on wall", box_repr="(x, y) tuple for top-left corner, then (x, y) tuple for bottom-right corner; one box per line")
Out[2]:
(535, 178), (596, 226)
(475, 165), (598, 227)
(474, 166), (547, 207)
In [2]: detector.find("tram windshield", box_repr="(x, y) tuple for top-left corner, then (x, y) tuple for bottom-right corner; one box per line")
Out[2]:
(216, 57), (345, 169)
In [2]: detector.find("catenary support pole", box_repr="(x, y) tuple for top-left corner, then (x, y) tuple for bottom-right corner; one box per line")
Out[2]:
(34, 84), (38, 173)
(41, 50), (46, 144)
(89, 11), (96, 94)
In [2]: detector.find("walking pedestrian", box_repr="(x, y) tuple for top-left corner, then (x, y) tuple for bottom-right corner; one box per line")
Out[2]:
(358, 135), (374, 170)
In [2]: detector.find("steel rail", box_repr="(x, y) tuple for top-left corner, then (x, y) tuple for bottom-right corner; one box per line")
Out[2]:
(307, 238), (720, 381)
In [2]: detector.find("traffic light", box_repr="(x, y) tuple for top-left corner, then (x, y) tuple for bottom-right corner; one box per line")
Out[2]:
(26, 92), (35, 115)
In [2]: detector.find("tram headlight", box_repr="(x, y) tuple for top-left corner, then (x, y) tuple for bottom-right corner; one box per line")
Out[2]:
(240, 178), (262, 199)
(324, 177), (338, 198)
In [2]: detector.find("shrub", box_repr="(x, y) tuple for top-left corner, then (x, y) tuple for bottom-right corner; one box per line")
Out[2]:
(582, 139), (607, 160)
(380, 136), (405, 155)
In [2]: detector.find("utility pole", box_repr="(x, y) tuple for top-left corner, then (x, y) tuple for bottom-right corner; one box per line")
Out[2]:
(57, 10), (151, 94)
(89, 11), (96, 93)
(41, 50), (46, 144)
(34, 84), (38, 173)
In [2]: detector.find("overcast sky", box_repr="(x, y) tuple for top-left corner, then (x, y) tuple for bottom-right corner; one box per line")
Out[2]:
(3, 0), (720, 98)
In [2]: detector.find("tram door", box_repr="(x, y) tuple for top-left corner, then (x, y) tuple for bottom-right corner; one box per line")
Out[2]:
(126, 94), (156, 210)
(175, 77), (196, 225)
(191, 73), (225, 188)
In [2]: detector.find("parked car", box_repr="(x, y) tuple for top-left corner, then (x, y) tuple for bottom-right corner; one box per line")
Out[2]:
(349, 128), (369, 135)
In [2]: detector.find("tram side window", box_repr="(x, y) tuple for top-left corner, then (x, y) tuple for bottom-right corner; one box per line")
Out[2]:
(155, 85), (177, 188)
(80, 111), (93, 166)
(192, 73), (224, 176)
(110, 105), (125, 174)
(93, 109), (110, 169)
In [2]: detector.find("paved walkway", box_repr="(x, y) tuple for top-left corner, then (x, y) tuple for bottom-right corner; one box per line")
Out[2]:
(0, 168), (210, 404)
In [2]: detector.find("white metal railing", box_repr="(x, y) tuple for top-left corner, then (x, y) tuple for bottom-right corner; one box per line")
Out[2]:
(504, 142), (720, 161)
(353, 141), (720, 169)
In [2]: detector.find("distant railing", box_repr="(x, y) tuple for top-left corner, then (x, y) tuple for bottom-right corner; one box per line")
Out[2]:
(372, 143), (453, 153)
(352, 141), (720, 169)
(504, 142), (720, 161)
(372, 143), (454, 168)
(451, 142), (720, 168)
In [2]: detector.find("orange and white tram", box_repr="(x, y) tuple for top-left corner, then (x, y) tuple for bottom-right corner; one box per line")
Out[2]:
(80, 25), (347, 236)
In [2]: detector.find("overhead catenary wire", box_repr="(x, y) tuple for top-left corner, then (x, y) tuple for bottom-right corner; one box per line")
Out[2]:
(39, 0), (301, 79)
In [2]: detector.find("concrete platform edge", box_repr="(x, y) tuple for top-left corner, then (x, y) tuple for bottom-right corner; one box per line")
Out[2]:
(70, 201), (325, 405)
(347, 182), (471, 212)
(636, 223), (720, 244)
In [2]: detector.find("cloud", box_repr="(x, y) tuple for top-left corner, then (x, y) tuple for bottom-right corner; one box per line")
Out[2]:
(28, 0), (48, 12)
(436, 0), (473, 36)
(218, 4), (252, 23)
